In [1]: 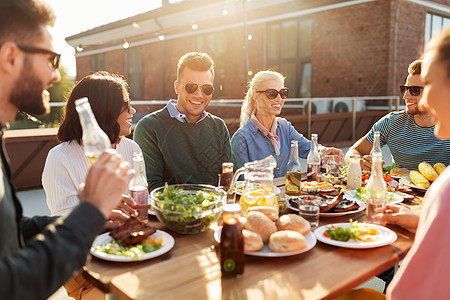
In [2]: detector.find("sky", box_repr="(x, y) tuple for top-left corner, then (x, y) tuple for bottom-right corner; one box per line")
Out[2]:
(44, 0), (163, 77)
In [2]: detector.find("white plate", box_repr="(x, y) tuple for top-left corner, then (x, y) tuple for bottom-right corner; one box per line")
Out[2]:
(344, 190), (404, 205)
(147, 195), (156, 216)
(399, 178), (428, 192)
(314, 223), (397, 249)
(391, 175), (409, 180)
(214, 228), (316, 257)
(286, 198), (366, 217)
(235, 181), (281, 196)
(90, 230), (175, 262)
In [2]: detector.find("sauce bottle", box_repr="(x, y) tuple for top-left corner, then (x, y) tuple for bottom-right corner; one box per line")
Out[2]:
(220, 204), (244, 277)
(285, 140), (302, 196)
(307, 133), (321, 181)
(220, 162), (234, 191)
(347, 154), (362, 189)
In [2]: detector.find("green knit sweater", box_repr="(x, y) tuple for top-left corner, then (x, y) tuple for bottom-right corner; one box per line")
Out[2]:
(133, 107), (232, 191)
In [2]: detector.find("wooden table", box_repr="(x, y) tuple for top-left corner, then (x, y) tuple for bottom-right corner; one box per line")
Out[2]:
(83, 178), (423, 300)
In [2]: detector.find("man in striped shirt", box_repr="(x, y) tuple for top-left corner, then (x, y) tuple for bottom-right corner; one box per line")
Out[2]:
(345, 60), (450, 170)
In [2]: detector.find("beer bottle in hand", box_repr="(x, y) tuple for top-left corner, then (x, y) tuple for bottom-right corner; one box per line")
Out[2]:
(75, 97), (111, 165)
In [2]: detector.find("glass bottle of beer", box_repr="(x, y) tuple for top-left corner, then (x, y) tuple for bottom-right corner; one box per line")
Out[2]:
(75, 97), (111, 165)
(285, 140), (302, 196)
(370, 131), (382, 159)
(307, 133), (321, 181)
(365, 154), (386, 224)
(129, 152), (149, 223)
(220, 203), (244, 277)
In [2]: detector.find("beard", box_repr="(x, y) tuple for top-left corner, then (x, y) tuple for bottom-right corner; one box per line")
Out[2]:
(9, 57), (50, 117)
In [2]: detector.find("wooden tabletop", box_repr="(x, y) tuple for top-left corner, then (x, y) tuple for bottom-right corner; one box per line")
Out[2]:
(83, 178), (424, 300)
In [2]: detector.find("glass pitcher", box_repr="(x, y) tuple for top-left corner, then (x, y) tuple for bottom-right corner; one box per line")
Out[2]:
(228, 155), (278, 215)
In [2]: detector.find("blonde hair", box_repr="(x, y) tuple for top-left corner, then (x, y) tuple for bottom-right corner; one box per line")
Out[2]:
(425, 28), (450, 77)
(239, 70), (285, 127)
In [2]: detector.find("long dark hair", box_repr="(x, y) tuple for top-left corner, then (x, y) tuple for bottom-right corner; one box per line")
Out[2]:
(57, 71), (130, 144)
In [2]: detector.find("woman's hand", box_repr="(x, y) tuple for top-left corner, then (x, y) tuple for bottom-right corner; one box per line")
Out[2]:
(319, 147), (345, 167)
(375, 205), (419, 233)
(117, 195), (138, 217)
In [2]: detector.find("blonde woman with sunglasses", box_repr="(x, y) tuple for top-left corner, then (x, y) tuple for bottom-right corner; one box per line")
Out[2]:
(231, 70), (343, 177)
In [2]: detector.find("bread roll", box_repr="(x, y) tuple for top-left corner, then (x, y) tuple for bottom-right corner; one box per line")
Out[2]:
(247, 206), (279, 221)
(268, 230), (307, 252)
(276, 214), (311, 235)
(390, 167), (409, 177)
(243, 229), (264, 252)
(244, 211), (277, 242)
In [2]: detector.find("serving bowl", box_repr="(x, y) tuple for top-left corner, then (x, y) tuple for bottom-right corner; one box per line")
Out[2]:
(150, 184), (225, 234)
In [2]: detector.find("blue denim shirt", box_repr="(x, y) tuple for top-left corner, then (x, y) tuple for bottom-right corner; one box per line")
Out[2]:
(231, 117), (311, 177)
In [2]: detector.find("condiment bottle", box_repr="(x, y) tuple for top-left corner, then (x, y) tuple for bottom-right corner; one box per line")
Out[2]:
(220, 204), (244, 277)
(75, 97), (111, 166)
(307, 133), (321, 181)
(285, 140), (302, 196)
(347, 154), (362, 189)
(365, 154), (386, 224)
(370, 131), (382, 159)
(129, 152), (149, 223)
(220, 162), (234, 191)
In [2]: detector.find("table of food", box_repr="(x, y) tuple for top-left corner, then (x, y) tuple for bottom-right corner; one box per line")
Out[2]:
(83, 160), (435, 300)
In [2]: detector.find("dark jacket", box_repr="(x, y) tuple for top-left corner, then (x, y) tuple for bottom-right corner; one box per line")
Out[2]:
(0, 128), (105, 300)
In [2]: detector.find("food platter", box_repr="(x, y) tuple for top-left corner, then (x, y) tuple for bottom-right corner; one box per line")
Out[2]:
(344, 190), (404, 205)
(314, 223), (397, 249)
(399, 178), (428, 192)
(214, 228), (316, 257)
(286, 198), (366, 217)
(90, 230), (175, 262)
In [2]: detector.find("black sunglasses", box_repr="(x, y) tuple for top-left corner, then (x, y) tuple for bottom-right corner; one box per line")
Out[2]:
(17, 44), (61, 70)
(400, 85), (423, 96)
(179, 82), (214, 96)
(256, 88), (289, 99)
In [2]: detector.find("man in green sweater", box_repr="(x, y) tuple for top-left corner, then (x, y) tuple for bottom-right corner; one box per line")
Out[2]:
(134, 52), (232, 191)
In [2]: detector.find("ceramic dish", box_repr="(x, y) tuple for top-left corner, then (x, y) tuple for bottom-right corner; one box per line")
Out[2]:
(286, 198), (366, 217)
(314, 223), (397, 249)
(90, 230), (175, 262)
(214, 228), (316, 257)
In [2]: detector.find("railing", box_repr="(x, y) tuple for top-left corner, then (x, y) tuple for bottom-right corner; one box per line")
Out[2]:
(47, 96), (401, 140)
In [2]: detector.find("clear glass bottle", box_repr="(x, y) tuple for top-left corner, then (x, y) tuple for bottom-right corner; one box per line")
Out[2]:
(370, 131), (382, 159)
(75, 97), (111, 166)
(307, 134), (321, 181)
(285, 140), (302, 196)
(129, 152), (149, 223)
(365, 154), (386, 224)
(347, 154), (362, 189)
(220, 204), (244, 278)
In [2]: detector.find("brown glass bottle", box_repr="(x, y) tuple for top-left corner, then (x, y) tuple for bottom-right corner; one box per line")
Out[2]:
(220, 162), (234, 191)
(220, 204), (244, 277)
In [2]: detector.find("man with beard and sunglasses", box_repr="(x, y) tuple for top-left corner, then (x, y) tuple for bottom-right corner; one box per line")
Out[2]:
(134, 52), (232, 191)
(345, 60), (450, 171)
(0, 1), (134, 299)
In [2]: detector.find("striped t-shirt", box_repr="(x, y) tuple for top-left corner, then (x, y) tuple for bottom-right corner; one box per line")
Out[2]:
(365, 110), (450, 170)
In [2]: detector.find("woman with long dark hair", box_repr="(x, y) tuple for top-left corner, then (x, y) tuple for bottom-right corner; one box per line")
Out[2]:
(43, 71), (143, 220)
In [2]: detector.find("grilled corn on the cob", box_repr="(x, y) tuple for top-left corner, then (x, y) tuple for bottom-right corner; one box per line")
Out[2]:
(433, 163), (446, 175)
(418, 162), (439, 181)
(410, 170), (430, 189)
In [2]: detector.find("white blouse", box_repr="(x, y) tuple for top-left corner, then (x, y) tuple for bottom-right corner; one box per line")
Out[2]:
(42, 138), (143, 216)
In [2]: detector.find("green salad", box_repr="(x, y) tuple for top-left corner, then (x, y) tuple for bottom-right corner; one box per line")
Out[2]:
(94, 239), (161, 260)
(355, 187), (394, 203)
(383, 163), (399, 173)
(152, 184), (223, 233)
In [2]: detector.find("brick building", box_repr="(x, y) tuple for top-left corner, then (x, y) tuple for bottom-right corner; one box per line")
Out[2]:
(66, 0), (449, 101)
